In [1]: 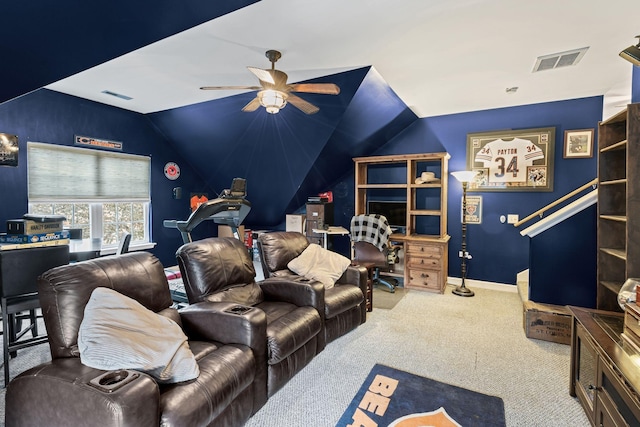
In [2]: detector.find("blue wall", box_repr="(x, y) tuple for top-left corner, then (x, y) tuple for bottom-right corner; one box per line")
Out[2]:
(0, 89), (212, 266)
(331, 96), (603, 285)
(529, 205), (596, 307)
(0, 1), (630, 290)
(0, 67), (417, 269)
(147, 67), (417, 230)
(0, 86), (604, 286)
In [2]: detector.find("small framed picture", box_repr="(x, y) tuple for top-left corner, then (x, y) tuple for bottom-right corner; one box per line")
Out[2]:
(464, 195), (482, 224)
(563, 129), (594, 158)
(0, 133), (18, 167)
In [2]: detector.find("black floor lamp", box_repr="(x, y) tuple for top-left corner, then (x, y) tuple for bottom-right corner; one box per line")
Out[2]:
(451, 170), (478, 297)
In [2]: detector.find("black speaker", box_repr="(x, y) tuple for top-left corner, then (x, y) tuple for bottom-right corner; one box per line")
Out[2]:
(67, 228), (83, 240)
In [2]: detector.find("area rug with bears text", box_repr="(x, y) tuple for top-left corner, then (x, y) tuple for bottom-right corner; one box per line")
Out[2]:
(337, 364), (506, 427)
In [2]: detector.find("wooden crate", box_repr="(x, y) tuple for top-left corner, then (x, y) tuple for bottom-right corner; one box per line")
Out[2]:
(523, 300), (572, 345)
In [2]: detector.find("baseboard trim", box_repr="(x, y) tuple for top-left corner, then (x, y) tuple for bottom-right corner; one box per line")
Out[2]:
(446, 277), (518, 293)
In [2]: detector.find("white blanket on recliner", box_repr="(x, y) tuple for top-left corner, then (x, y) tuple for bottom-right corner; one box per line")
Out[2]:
(78, 287), (199, 383)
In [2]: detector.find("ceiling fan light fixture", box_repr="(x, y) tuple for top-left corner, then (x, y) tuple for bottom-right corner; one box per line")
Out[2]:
(258, 89), (287, 114)
(202, 50), (337, 115)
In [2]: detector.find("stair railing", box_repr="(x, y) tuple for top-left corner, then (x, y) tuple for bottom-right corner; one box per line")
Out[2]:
(513, 178), (598, 228)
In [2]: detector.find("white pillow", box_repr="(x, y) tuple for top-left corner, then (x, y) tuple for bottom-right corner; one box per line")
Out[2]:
(287, 243), (351, 289)
(78, 287), (199, 384)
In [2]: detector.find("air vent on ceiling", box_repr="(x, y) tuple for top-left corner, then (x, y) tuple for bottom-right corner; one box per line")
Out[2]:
(532, 47), (589, 73)
(101, 90), (133, 101)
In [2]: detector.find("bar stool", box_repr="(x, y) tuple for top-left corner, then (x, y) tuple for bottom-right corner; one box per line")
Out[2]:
(0, 245), (69, 386)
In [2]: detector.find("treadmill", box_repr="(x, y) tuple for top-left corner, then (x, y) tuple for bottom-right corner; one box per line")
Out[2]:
(163, 178), (251, 244)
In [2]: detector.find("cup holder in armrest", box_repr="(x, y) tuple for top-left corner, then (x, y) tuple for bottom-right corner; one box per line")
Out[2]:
(89, 370), (140, 393)
(224, 305), (253, 315)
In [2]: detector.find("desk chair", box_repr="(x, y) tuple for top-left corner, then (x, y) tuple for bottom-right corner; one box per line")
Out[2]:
(350, 214), (401, 293)
(0, 245), (70, 386)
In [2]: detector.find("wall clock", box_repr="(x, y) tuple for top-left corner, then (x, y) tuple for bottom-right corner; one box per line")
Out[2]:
(164, 162), (180, 180)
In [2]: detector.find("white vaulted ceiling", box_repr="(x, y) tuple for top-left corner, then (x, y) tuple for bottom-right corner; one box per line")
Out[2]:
(44, 0), (640, 118)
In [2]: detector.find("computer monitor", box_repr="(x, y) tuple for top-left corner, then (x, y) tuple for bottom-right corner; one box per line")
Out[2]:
(367, 200), (406, 229)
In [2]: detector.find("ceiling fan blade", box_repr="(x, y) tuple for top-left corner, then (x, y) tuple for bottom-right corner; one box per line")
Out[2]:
(287, 94), (319, 115)
(241, 97), (261, 112)
(247, 67), (275, 84)
(289, 83), (340, 95)
(200, 85), (261, 91)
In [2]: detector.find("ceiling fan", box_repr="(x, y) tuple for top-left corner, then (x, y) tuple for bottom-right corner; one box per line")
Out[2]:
(200, 50), (340, 115)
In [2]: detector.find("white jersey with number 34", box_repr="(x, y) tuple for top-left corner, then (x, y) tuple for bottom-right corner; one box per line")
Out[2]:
(474, 138), (544, 183)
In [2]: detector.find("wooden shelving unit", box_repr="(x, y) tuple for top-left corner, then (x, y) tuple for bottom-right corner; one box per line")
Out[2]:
(597, 102), (640, 311)
(353, 153), (450, 293)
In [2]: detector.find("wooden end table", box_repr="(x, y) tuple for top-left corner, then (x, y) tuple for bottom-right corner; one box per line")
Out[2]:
(352, 261), (375, 312)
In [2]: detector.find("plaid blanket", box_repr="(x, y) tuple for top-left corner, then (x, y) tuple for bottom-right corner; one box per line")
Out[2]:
(350, 214), (392, 251)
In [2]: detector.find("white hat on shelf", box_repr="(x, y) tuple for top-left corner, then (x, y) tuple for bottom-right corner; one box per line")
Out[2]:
(415, 171), (440, 184)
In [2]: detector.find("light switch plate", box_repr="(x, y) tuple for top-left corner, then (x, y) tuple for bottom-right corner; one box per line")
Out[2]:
(507, 214), (519, 224)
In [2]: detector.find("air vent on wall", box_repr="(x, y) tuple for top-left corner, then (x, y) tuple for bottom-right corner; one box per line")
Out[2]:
(532, 47), (589, 73)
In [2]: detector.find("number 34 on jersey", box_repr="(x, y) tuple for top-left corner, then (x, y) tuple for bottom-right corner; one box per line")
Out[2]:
(474, 138), (544, 183)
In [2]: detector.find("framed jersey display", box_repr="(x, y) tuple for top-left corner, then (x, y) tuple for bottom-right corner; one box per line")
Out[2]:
(466, 127), (555, 192)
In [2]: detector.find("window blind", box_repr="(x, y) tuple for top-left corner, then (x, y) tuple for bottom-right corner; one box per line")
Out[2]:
(28, 142), (151, 201)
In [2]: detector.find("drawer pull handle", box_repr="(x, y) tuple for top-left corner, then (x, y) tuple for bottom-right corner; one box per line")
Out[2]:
(421, 273), (429, 278)
(420, 247), (424, 252)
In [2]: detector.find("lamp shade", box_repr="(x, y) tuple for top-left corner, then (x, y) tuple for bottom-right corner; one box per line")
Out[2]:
(620, 44), (640, 66)
(258, 90), (288, 114)
(451, 170), (477, 183)
(620, 36), (640, 66)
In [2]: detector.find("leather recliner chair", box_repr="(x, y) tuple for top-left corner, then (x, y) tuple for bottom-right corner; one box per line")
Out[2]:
(176, 237), (323, 398)
(5, 252), (267, 427)
(257, 231), (368, 346)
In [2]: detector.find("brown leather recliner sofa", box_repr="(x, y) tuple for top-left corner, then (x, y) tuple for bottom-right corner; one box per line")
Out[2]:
(6, 234), (368, 426)
(5, 252), (267, 427)
(176, 237), (324, 398)
(257, 231), (368, 346)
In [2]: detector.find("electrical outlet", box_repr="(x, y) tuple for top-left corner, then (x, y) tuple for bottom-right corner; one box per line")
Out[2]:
(507, 214), (519, 224)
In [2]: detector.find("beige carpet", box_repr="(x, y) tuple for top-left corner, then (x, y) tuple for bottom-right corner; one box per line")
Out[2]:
(245, 284), (590, 427)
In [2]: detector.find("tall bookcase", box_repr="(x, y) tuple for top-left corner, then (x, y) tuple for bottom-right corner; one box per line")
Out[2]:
(597, 102), (640, 311)
(353, 153), (450, 293)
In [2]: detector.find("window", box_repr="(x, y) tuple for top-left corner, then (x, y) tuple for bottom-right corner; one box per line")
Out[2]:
(29, 202), (91, 238)
(27, 142), (151, 248)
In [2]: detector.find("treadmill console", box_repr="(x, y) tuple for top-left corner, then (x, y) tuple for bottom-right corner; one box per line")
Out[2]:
(163, 177), (251, 243)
